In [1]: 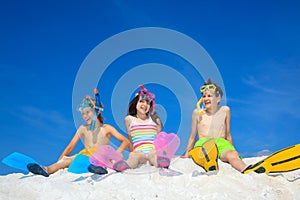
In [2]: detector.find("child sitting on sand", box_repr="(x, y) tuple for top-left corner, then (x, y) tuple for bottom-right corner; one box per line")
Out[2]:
(28, 90), (130, 176)
(182, 79), (247, 172)
(124, 85), (164, 168)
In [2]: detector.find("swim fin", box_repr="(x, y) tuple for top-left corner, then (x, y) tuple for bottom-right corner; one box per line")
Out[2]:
(27, 163), (49, 177)
(90, 145), (130, 172)
(189, 139), (219, 172)
(242, 144), (300, 174)
(2, 152), (40, 173)
(68, 154), (91, 174)
(154, 132), (180, 168)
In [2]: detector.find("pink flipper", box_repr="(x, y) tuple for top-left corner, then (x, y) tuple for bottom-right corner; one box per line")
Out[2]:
(90, 145), (130, 172)
(89, 155), (106, 168)
(154, 132), (180, 168)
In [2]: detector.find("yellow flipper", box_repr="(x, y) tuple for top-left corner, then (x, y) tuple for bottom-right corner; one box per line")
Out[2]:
(243, 144), (300, 174)
(189, 139), (219, 172)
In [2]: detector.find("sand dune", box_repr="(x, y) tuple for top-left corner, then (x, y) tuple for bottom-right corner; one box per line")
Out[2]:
(1, 157), (299, 200)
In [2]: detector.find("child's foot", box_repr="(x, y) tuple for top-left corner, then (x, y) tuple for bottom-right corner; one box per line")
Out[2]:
(27, 163), (49, 177)
(242, 164), (265, 174)
(88, 164), (108, 175)
(157, 156), (170, 168)
(113, 160), (130, 172)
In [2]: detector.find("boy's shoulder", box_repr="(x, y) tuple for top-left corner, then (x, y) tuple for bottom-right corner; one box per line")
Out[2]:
(78, 124), (88, 130)
(192, 108), (199, 113)
(101, 123), (118, 131)
(220, 105), (230, 112)
(101, 123), (111, 129)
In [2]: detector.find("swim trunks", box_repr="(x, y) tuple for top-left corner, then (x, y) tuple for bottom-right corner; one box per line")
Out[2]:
(195, 138), (236, 158)
(77, 148), (97, 156)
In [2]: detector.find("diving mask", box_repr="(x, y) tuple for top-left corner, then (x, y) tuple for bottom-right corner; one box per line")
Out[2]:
(200, 84), (217, 94)
(137, 85), (156, 114)
(77, 96), (103, 112)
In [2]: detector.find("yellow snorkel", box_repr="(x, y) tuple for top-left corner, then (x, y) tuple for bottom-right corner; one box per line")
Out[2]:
(197, 97), (204, 116)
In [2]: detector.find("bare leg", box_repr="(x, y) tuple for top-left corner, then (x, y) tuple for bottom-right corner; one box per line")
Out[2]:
(148, 149), (158, 167)
(220, 150), (247, 172)
(45, 156), (75, 174)
(126, 151), (147, 169)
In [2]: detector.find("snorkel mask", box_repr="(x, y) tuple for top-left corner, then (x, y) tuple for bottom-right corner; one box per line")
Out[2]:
(78, 90), (104, 131)
(77, 96), (104, 112)
(196, 84), (217, 116)
(137, 85), (156, 114)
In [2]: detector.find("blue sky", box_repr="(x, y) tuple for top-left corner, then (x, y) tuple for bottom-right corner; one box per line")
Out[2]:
(1, 1), (300, 175)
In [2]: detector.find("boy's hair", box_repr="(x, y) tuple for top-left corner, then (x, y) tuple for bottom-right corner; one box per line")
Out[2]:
(202, 78), (223, 97)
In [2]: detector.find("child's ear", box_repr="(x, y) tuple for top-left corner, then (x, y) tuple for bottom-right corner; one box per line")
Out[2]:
(216, 95), (221, 103)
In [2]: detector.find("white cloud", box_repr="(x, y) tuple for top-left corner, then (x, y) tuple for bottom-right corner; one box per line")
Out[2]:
(11, 106), (73, 135)
(254, 149), (272, 157)
(242, 74), (284, 95)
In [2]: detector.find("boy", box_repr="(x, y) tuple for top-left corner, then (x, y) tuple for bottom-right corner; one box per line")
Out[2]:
(183, 79), (247, 172)
(28, 93), (130, 176)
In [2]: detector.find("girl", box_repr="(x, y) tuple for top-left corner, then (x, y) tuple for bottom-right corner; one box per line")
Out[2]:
(124, 85), (163, 168)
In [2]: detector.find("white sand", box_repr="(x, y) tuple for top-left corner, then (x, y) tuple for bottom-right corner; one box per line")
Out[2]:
(1, 157), (299, 200)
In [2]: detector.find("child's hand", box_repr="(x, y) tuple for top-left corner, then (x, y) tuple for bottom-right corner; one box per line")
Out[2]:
(116, 149), (124, 159)
(180, 154), (189, 158)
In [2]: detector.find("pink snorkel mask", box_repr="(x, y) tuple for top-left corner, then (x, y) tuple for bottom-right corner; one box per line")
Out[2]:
(137, 85), (156, 114)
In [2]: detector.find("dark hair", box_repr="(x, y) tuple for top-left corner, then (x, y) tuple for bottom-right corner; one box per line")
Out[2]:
(127, 95), (163, 127)
(204, 78), (223, 97)
(97, 112), (104, 124)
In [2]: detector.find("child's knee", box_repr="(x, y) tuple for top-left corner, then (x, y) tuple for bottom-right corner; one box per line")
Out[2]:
(227, 150), (239, 160)
(220, 150), (239, 162)
(129, 152), (146, 162)
(60, 156), (73, 166)
(148, 150), (156, 158)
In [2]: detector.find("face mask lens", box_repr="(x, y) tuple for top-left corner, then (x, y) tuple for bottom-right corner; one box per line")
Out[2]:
(200, 84), (216, 93)
(141, 95), (151, 102)
(208, 85), (215, 90)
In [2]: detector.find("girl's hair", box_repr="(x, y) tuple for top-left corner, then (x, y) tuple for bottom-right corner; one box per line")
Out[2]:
(127, 95), (163, 127)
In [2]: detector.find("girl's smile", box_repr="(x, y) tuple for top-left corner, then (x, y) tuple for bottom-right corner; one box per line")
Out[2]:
(136, 98), (150, 115)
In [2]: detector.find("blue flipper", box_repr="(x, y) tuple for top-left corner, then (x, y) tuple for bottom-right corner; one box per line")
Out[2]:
(68, 154), (90, 174)
(2, 152), (39, 173)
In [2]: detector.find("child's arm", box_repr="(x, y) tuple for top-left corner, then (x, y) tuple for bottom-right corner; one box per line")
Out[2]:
(224, 106), (233, 144)
(124, 116), (134, 152)
(182, 109), (199, 158)
(57, 127), (82, 160)
(155, 117), (162, 133)
(106, 124), (130, 155)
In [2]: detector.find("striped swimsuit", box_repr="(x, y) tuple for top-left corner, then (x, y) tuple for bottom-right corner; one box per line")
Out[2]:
(129, 117), (158, 154)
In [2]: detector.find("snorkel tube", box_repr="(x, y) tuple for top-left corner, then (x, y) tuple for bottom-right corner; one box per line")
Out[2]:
(90, 88), (101, 131)
(196, 97), (204, 116)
